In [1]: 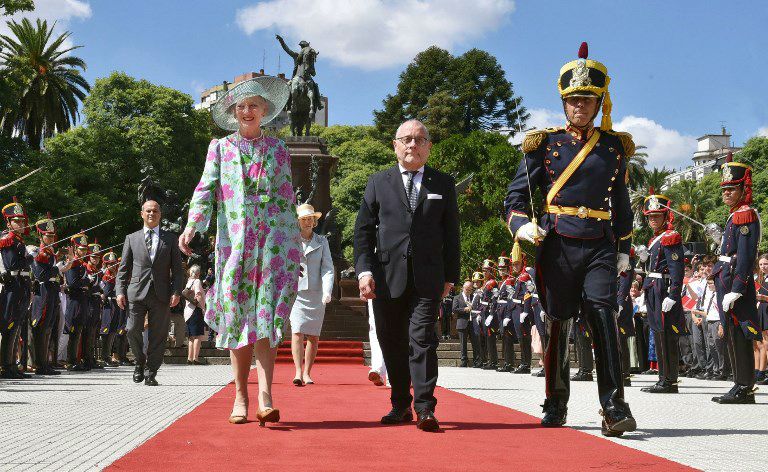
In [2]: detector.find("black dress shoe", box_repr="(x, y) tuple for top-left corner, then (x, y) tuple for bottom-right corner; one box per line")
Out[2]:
(513, 364), (531, 374)
(532, 369), (545, 377)
(496, 364), (511, 372)
(482, 363), (498, 370)
(144, 371), (159, 386)
(416, 411), (439, 432)
(459, 360), (468, 368)
(381, 407), (413, 424)
(712, 385), (755, 404)
(472, 362), (484, 369)
(641, 380), (678, 393)
(571, 371), (593, 381)
(623, 377), (632, 387)
(133, 365), (145, 383)
(120, 359), (135, 366)
(541, 399), (568, 427)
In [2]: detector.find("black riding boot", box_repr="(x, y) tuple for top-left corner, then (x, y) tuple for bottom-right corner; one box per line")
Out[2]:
(585, 307), (636, 437)
(541, 317), (571, 427)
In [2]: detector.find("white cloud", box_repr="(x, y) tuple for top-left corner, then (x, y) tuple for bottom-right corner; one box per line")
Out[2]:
(510, 108), (697, 169)
(1, 0), (92, 49)
(613, 116), (697, 170)
(757, 127), (768, 137)
(236, 0), (515, 70)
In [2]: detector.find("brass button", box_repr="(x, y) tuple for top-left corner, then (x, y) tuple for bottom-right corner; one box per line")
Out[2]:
(553, 151), (559, 157)
(608, 186), (613, 191)
(546, 146), (551, 151)
(614, 169), (619, 174)
(545, 159), (551, 165)
(549, 170), (555, 176)
(571, 141), (576, 145)
(611, 176), (616, 181)
(556, 141), (562, 146)
(595, 143), (601, 147)
(604, 197), (609, 202)
(609, 147), (615, 152)
(577, 206), (588, 219)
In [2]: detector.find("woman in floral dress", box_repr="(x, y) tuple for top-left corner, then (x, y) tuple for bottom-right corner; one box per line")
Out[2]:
(180, 77), (300, 426)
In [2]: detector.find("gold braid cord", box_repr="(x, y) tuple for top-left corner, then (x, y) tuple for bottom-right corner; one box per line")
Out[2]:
(522, 130), (549, 153)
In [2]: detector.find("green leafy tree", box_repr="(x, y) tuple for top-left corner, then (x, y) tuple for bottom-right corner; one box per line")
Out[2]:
(627, 145), (648, 190)
(0, 72), (211, 246)
(0, 0), (33, 16)
(374, 46), (528, 141)
(0, 18), (90, 149)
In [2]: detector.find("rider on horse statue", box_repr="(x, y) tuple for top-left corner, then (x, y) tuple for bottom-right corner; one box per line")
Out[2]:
(276, 34), (323, 135)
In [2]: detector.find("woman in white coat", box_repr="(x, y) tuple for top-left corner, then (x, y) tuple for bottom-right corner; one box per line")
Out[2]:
(290, 204), (334, 386)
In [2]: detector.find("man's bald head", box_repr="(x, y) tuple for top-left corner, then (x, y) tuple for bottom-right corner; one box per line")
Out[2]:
(141, 200), (162, 229)
(393, 119), (432, 171)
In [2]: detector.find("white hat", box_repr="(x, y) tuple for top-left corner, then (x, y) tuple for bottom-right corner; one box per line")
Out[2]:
(296, 203), (322, 220)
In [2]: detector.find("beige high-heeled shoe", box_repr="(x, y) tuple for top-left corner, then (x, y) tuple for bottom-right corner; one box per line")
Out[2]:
(229, 400), (249, 424)
(255, 407), (280, 427)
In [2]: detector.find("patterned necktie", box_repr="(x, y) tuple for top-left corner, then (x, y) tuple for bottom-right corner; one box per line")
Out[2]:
(145, 229), (153, 257)
(405, 170), (419, 211)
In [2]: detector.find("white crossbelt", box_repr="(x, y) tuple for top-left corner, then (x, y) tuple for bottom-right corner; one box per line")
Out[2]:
(480, 301), (488, 305)
(647, 272), (670, 279)
(532, 294), (539, 299)
(9, 270), (30, 277)
(718, 256), (732, 263)
(498, 300), (508, 304)
(511, 298), (522, 304)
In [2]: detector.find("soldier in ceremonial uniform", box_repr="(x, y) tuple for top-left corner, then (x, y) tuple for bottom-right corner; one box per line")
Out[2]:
(0, 197), (32, 379)
(82, 241), (104, 369)
(99, 251), (120, 367)
(494, 254), (516, 372)
(616, 247), (637, 386)
(111, 256), (133, 366)
(511, 264), (534, 374)
(479, 259), (499, 370)
(526, 268), (546, 377)
(711, 155), (762, 404)
(469, 271), (486, 368)
(640, 190), (686, 394)
(29, 214), (69, 375)
(504, 43), (636, 436)
(64, 233), (90, 370)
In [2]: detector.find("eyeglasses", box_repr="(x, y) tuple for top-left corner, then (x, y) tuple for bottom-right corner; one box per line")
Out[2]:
(395, 135), (430, 146)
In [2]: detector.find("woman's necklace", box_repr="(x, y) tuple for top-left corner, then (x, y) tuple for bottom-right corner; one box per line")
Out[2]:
(236, 132), (267, 195)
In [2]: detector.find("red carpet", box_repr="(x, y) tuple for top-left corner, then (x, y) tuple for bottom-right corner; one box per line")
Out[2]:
(109, 363), (694, 472)
(275, 340), (363, 364)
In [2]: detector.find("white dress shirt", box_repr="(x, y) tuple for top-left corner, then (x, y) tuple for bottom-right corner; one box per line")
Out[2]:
(143, 225), (160, 262)
(398, 163), (425, 195)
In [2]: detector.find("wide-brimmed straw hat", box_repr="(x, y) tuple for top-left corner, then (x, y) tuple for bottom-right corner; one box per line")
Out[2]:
(296, 203), (322, 220)
(211, 76), (290, 131)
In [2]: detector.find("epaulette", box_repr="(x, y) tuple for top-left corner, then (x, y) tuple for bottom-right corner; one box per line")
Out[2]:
(522, 128), (560, 153)
(732, 205), (757, 225)
(484, 279), (498, 289)
(70, 259), (82, 268)
(661, 230), (682, 246)
(523, 293), (532, 301)
(605, 130), (635, 157)
(35, 251), (50, 263)
(0, 232), (19, 248)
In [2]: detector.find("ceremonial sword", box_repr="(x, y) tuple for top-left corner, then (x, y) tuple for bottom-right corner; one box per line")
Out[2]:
(41, 218), (117, 250)
(0, 167), (44, 192)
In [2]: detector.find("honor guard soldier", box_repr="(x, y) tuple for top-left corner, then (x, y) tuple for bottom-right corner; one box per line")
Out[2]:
(525, 268), (546, 377)
(64, 233), (90, 370)
(504, 42), (636, 436)
(112, 256), (133, 366)
(479, 259), (499, 370)
(711, 154), (762, 404)
(512, 269), (534, 374)
(83, 240), (104, 370)
(29, 214), (65, 375)
(616, 247), (637, 386)
(469, 271), (486, 368)
(640, 190), (686, 394)
(0, 197), (32, 379)
(99, 251), (120, 366)
(494, 254), (516, 372)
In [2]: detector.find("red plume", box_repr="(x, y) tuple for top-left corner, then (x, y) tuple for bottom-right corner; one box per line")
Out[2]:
(578, 42), (588, 59)
(648, 186), (655, 196)
(46, 211), (52, 218)
(743, 168), (753, 205)
(725, 152), (733, 163)
(12, 196), (18, 203)
(500, 251), (506, 257)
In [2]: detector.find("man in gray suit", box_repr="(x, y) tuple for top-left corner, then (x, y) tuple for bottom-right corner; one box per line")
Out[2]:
(452, 281), (474, 367)
(116, 200), (183, 386)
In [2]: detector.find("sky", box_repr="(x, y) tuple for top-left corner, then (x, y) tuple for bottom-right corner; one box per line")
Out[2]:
(4, 0), (768, 170)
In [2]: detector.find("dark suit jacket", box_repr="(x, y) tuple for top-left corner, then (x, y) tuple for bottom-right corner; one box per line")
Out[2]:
(353, 165), (460, 300)
(116, 228), (183, 303)
(452, 293), (472, 330)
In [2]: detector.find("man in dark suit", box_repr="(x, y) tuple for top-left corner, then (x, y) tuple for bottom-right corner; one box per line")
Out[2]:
(452, 281), (474, 367)
(116, 200), (183, 386)
(354, 119), (460, 432)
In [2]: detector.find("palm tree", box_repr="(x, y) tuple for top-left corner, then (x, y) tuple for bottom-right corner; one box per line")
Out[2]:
(0, 18), (90, 149)
(626, 145), (648, 190)
(630, 167), (672, 227)
(667, 179), (711, 242)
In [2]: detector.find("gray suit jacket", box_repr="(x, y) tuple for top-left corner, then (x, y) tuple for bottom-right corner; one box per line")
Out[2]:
(116, 228), (183, 303)
(298, 233), (334, 296)
(452, 292), (472, 330)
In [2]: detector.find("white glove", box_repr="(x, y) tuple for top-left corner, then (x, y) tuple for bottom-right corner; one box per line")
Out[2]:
(618, 305), (623, 314)
(722, 292), (742, 311)
(516, 222), (547, 244)
(322, 294), (332, 304)
(475, 315), (481, 324)
(661, 297), (676, 312)
(617, 253), (630, 273)
(484, 315), (493, 327)
(520, 312), (529, 323)
(502, 318), (510, 327)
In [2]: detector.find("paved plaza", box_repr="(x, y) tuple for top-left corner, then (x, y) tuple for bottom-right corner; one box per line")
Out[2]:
(1, 365), (765, 471)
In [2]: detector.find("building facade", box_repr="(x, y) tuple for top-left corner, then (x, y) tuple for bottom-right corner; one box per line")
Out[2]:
(664, 127), (741, 188)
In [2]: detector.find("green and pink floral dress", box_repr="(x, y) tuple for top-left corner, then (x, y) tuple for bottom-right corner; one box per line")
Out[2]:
(186, 133), (301, 349)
